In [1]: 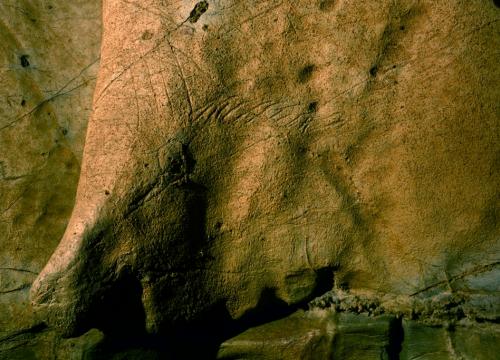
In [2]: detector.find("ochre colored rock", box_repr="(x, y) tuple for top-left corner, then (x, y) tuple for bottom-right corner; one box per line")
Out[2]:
(0, 0), (498, 358)
(31, 0), (499, 336)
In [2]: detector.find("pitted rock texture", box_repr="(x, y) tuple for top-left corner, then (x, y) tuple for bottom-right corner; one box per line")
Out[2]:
(0, 0), (101, 354)
(31, 0), (499, 337)
(0, 0), (499, 359)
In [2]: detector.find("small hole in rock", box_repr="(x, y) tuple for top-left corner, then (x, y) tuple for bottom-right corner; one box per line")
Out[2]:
(298, 64), (315, 83)
(319, 0), (336, 11)
(400, 25), (405, 31)
(188, 1), (209, 23)
(202, 24), (209, 31)
(494, 0), (500, 8)
(20, 55), (30, 68)
(105, 190), (110, 195)
(339, 282), (349, 291)
(308, 101), (318, 112)
(141, 30), (153, 40)
(21, 99), (26, 106)
(369, 65), (378, 77)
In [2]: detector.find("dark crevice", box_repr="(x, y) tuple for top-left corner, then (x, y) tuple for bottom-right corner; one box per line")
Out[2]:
(238, 288), (299, 328)
(307, 101), (318, 113)
(188, 1), (209, 23)
(387, 316), (404, 360)
(88, 272), (146, 339)
(0, 323), (47, 344)
(162, 268), (332, 358)
(0, 267), (38, 274)
(312, 267), (336, 297)
(164, 290), (298, 359)
(19, 55), (30, 68)
(172, 288), (301, 359)
(198, 269), (336, 356)
(319, 0), (336, 12)
(475, 316), (500, 324)
(298, 64), (316, 83)
(0, 284), (31, 294)
(88, 277), (337, 359)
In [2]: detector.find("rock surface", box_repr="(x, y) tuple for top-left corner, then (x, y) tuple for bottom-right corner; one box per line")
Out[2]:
(0, 0), (499, 359)
(0, 0), (101, 357)
(218, 288), (500, 359)
(218, 310), (398, 360)
(218, 301), (500, 360)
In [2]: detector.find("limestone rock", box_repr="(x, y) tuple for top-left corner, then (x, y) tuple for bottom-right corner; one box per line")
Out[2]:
(0, 327), (103, 360)
(401, 321), (500, 360)
(217, 310), (333, 360)
(218, 293), (500, 360)
(0, 0), (101, 355)
(0, 0), (498, 358)
(31, 0), (499, 338)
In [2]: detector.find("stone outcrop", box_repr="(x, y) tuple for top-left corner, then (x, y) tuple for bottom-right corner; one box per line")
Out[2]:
(0, 0), (101, 357)
(1, 0), (499, 359)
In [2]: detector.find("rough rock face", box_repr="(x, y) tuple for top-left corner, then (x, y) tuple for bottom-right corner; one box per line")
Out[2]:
(0, 0), (101, 358)
(219, 295), (500, 360)
(1, 0), (499, 359)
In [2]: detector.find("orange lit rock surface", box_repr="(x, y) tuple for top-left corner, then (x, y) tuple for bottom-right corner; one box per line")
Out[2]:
(1, 1), (499, 359)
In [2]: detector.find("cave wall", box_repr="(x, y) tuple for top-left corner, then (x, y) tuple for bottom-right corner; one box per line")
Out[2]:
(1, 1), (499, 359)
(0, 0), (101, 356)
